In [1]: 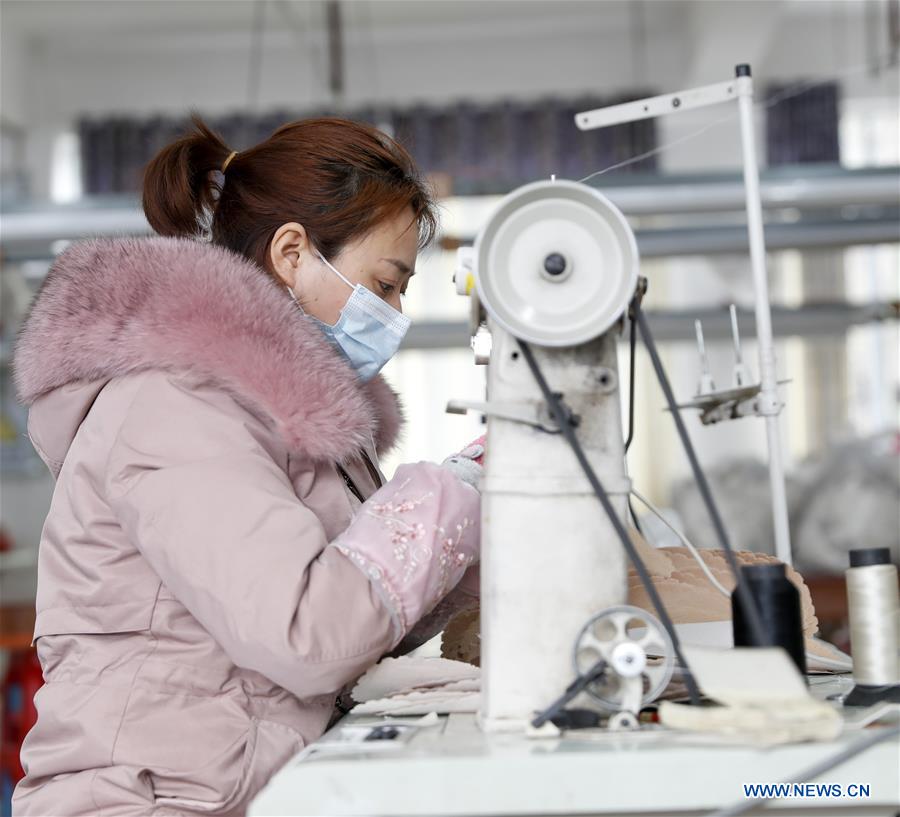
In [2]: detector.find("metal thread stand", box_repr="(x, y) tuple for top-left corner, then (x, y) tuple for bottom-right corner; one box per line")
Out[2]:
(576, 64), (793, 564)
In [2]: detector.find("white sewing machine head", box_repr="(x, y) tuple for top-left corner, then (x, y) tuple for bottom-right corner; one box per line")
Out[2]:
(449, 179), (665, 731)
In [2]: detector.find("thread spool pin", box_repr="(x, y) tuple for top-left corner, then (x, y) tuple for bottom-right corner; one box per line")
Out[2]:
(695, 320), (716, 395)
(729, 304), (753, 387)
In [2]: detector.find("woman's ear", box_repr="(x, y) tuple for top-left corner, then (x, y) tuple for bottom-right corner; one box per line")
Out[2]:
(268, 222), (311, 288)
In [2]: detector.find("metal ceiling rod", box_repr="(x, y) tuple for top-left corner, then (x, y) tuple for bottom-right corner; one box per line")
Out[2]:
(326, 0), (344, 101)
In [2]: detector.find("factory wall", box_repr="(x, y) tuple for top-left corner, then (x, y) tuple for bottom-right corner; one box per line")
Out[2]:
(6, 2), (898, 196)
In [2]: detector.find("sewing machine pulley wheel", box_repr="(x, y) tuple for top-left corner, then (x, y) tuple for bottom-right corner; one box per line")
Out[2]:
(473, 179), (638, 347)
(573, 605), (675, 711)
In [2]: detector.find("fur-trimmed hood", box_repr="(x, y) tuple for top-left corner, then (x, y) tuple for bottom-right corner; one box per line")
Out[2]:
(13, 236), (405, 466)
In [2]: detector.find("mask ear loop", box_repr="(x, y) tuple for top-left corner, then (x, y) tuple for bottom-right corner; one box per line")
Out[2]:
(287, 250), (354, 315)
(286, 285), (304, 312)
(315, 250), (355, 291)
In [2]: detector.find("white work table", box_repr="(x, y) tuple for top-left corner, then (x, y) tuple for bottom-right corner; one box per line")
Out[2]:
(249, 677), (900, 817)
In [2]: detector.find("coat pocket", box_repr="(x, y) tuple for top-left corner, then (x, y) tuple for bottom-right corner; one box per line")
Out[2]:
(150, 718), (259, 814)
(32, 596), (158, 645)
(32, 599), (158, 681)
(149, 718), (304, 815)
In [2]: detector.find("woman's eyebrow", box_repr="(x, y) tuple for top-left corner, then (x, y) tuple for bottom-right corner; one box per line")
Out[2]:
(381, 257), (416, 276)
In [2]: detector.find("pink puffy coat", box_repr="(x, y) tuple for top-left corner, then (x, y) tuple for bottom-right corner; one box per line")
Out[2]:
(11, 236), (480, 816)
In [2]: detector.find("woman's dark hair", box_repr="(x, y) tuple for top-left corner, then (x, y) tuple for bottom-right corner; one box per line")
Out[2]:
(141, 112), (438, 270)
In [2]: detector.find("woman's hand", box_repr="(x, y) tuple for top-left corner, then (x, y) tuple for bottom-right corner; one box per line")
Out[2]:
(456, 434), (485, 464)
(329, 462), (480, 651)
(440, 434), (486, 490)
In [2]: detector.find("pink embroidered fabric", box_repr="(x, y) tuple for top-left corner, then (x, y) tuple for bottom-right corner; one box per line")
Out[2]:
(329, 461), (481, 649)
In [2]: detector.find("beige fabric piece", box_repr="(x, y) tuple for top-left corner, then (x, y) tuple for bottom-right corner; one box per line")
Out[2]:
(442, 535), (819, 666)
(441, 609), (481, 666)
(626, 537), (819, 639)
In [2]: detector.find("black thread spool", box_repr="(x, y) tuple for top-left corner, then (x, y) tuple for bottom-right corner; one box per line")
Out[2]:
(731, 563), (808, 678)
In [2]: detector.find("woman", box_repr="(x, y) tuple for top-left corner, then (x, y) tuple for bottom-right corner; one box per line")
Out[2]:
(11, 116), (482, 817)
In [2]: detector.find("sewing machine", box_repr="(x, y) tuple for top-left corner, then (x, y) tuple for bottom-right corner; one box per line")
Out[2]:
(248, 160), (898, 817)
(248, 68), (899, 816)
(450, 178), (647, 729)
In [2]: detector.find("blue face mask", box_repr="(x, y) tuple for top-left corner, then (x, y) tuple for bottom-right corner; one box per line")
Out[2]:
(286, 251), (411, 382)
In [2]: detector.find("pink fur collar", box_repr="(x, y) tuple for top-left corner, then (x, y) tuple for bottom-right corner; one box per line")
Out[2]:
(13, 236), (404, 464)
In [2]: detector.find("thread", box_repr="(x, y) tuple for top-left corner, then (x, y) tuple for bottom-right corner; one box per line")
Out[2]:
(846, 548), (900, 687)
(731, 562), (807, 677)
(578, 52), (897, 183)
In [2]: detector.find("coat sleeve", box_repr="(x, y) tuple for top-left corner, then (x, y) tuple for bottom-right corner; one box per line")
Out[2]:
(103, 372), (439, 700)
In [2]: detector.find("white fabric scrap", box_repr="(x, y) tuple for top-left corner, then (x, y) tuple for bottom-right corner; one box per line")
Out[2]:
(351, 656), (481, 715)
(660, 646), (842, 745)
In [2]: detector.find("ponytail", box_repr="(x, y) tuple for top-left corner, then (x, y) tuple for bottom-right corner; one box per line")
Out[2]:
(141, 111), (233, 239)
(142, 113), (438, 272)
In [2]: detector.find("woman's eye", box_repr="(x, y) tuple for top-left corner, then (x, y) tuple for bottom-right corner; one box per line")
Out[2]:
(378, 281), (395, 295)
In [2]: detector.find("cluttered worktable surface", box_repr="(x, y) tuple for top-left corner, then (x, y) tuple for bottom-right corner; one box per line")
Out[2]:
(249, 676), (900, 817)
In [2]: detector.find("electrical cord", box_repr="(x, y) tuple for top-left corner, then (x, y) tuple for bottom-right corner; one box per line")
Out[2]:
(624, 312), (638, 455)
(628, 498), (645, 537)
(634, 306), (768, 649)
(517, 338), (701, 706)
(630, 488), (731, 597)
(624, 296), (646, 538)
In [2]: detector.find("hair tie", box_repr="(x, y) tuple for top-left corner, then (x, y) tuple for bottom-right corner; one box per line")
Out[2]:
(221, 150), (238, 173)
